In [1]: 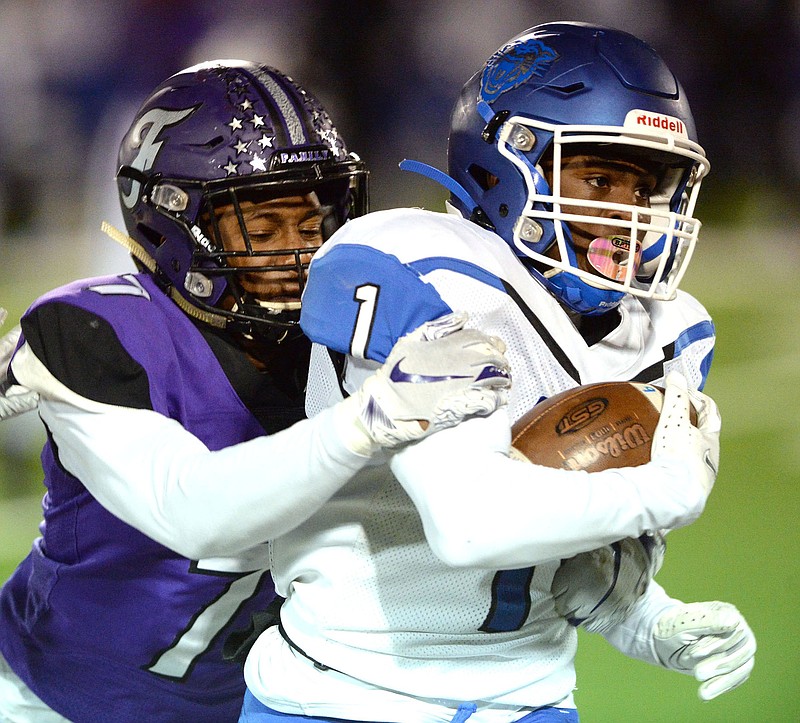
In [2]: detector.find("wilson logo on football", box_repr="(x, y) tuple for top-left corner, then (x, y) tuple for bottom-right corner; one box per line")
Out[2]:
(555, 398), (607, 435)
(564, 423), (652, 471)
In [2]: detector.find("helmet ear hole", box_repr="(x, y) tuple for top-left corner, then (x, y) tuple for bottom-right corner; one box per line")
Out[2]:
(467, 164), (496, 191)
(138, 224), (167, 249)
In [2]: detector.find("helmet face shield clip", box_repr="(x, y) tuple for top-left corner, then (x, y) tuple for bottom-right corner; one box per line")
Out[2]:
(151, 183), (190, 213)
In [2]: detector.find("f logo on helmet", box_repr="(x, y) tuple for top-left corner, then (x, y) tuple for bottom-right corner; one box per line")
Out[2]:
(120, 106), (198, 209)
(480, 39), (559, 102)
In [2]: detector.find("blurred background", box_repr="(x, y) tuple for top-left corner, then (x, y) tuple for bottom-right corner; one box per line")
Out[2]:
(0, 0), (798, 720)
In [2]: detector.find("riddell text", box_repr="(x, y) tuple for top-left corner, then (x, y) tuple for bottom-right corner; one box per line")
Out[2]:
(636, 114), (684, 134)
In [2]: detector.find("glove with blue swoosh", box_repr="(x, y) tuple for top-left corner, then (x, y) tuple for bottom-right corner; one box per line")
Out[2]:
(338, 312), (511, 454)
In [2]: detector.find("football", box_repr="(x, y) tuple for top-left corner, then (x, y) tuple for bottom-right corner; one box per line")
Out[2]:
(511, 381), (697, 472)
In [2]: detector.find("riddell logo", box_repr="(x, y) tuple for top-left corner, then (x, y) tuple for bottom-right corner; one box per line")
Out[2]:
(636, 114), (683, 134)
(556, 398), (607, 434)
(625, 109), (687, 137)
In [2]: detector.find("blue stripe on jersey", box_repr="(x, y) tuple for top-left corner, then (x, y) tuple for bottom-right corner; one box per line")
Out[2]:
(675, 320), (715, 390)
(409, 256), (506, 292)
(479, 568), (534, 633)
(631, 319), (715, 388)
(674, 320), (715, 355)
(301, 244), (452, 362)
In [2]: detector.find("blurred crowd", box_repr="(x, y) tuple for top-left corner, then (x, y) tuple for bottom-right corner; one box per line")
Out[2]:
(1, 0), (799, 243)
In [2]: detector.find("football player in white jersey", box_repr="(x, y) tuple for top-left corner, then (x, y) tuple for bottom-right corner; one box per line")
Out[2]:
(239, 22), (756, 723)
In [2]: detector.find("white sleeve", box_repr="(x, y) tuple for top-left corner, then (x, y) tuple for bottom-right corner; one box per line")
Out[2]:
(38, 400), (370, 559)
(600, 581), (681, 666)
(390, 409), (708, 569)
(15, 343), (370, 560)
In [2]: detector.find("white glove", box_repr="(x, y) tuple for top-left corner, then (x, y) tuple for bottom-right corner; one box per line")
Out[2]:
(552, 532), (665, 634)
(0, 308), (39, 420)
(653, 601), (756, 700)
(337, 312), (511, 455)
(651, 371), (720, 504)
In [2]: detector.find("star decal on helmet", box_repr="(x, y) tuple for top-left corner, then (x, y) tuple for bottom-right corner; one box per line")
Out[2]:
(250, 154), (267, 172)
(233, 140), (250, 155)
(221, 159), (239, 176)
(257, 134), (274, 149)
(320, 127), (340, 146)
(251, 114), (265, 129)
(240, 99), (253, 111)
(227, 117), (244, 131)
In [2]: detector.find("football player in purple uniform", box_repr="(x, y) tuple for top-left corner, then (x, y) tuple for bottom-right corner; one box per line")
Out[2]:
(238, 23), (756, 722)
(0, 61), (509, 722)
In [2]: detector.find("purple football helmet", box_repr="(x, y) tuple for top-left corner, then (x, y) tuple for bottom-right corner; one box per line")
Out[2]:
(445, 22), (710, 315)
(116, 60), (368, 336)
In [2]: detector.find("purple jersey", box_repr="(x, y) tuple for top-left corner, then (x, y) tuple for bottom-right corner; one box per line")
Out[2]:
(0, 273), (305, 721)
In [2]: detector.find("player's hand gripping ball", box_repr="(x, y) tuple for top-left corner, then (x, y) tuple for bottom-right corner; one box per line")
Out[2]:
(510, 381), (696, 472)
(511, 381), (697, 633)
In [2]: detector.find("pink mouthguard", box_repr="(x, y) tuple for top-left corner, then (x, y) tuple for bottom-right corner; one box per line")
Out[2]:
(587, 235), (642, 281)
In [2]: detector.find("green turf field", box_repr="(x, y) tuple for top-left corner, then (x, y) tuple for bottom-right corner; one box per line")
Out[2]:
(1, 227), (797, 720)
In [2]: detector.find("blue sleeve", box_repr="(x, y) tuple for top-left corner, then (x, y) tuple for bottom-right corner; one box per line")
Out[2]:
(300, 244), (452, 363)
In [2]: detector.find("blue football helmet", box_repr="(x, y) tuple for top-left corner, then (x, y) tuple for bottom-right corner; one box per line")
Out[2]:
(444, 22), (710, 315)
(116, 60), (368, 336)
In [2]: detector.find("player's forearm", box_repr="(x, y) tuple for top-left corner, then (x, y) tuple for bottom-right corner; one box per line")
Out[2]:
(37, 398), (370, 559)
(391, 411), (706, 568)
(600, 581), (679, 666)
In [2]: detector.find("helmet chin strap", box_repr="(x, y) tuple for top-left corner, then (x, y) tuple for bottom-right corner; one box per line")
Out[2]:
(101, 220), (228, 329)
(398, 160), (476, 210)
(398, 160), (496, 230)
(102, 220), (302, 336)
(252, 298), (301, 313)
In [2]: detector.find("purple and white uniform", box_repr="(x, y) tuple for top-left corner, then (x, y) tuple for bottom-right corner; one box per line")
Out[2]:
(1, 272), (368, 722)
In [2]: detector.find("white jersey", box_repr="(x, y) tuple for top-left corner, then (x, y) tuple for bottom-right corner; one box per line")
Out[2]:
(247, 208), (715, 721)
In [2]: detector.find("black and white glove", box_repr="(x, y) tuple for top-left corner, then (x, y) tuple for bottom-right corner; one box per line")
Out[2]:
(552, 532), (665, 634)
(336, 312), (511, 455)
(0, 308), (39, 420)
(654, 601), (756, 700)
